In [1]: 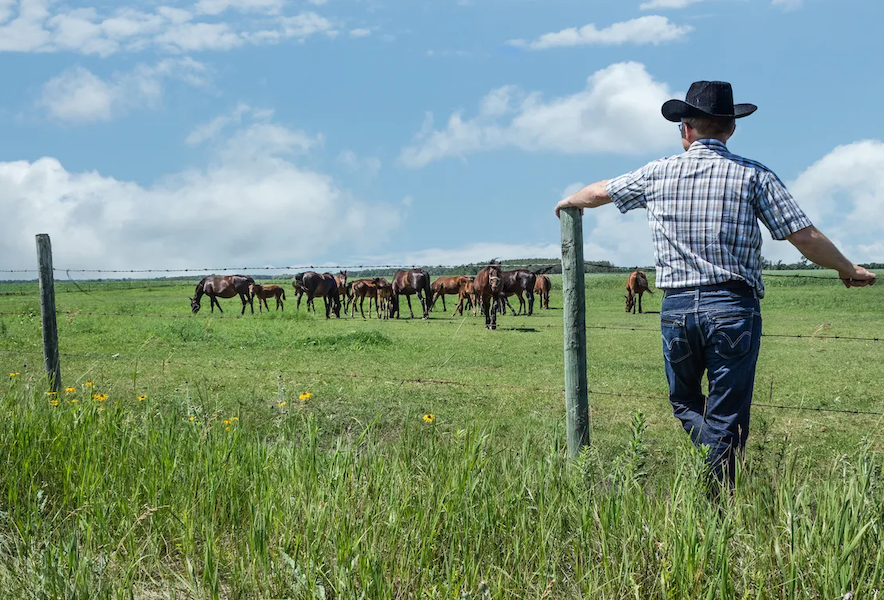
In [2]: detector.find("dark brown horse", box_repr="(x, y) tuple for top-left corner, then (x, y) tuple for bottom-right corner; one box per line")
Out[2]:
(534, 275), (551, 310)
(500, 267), (552, 316)
(625, 270), (653, 314)
(294, 271), (341, 318)
(335, 270), (348, 308)
(390, 269), (432, 319)
(191, 275), (255, 315)
(473, 261), (504, 329)
(249, 283), (286, 312)
(451, 276), (476, 317)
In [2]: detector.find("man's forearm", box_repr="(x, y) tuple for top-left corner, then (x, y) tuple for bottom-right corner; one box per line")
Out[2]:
(786, 226), (855, 274)
(555, 180), (611, 217)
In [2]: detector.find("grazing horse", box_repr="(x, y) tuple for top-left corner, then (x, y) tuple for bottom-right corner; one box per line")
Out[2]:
(534, 275), (551, 310)
(349, 278), (379, 319)
(191, 275), (255, 315)
(625, 270), (653, 314)
(390, 269), (432, 320)
(249, 283), (286, 312)
(500, 267), (552, 316)
(294, 271), (341, 318)
(335, 270), (348, 308)
(473, 261), (504, 330)
(374, 278), (393, 320)
(430, 276), (473, 313)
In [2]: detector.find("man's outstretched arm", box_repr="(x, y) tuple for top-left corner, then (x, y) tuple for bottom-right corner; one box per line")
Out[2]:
(554, 180), (611, 218)
(786, 226), (876, 287)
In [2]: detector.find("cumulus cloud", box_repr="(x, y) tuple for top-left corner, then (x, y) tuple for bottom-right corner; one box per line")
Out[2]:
(639, 0), (706, 9)
(40, 59), (209, 123)
(349, 27), (371, 38)
(0, 1), (336, 55)
(399, 62), (675, 168)
(0, 117), (400, 272)
(508, 16), (692, 49)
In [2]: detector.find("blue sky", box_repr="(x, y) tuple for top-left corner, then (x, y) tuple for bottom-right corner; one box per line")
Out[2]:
(1, 0), (883, 274)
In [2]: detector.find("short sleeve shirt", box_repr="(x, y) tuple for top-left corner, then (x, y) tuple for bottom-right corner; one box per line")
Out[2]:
(605, 139), (812, 298)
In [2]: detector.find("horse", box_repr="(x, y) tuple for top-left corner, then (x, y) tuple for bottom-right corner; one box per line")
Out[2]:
(451, 276), (477, 317)
(349, 278), (379, 319)
(625, 270), (653, 314)
(191, 275), (255, 315)
(500, 267), (552, 316)
(374, 278), (393, 320)
(430, 276), (473, 313)
(534, 275), (551, 310)
(294, 271), (341, 318)
(335, 270), (348, 308)
(473, 261), (504, 330)
(390, 269), (432, 319)
(249, 283), (286, 312)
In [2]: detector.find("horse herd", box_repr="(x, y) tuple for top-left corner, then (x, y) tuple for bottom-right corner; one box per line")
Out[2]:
(189, 263), (653, 329)
(189, 262), (556, 329)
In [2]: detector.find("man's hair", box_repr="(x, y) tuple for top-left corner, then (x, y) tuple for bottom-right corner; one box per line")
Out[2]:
(684, 117), (735, 138)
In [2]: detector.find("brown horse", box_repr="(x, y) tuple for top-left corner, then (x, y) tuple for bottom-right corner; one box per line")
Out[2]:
(191, 275), (255, 315)
(294, 271), (341, 318)
(349, 278), (379, 319)
(451, 276), (476, 317)
(625, 270), (653, 314)
(390, 269), (432, 319)
(430, 276), (473, 313)
(534, 275), (551, 310)
(374, 278), (393, 320)
(249, 283), (286, 312)
(473, 262), (504, 329)
(335, 270), (348, 308)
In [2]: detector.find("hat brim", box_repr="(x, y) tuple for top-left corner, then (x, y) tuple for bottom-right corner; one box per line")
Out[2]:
(661, 99), (757, 122)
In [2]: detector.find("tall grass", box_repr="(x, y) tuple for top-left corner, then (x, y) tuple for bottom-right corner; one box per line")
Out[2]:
(1, 381), (882, 599)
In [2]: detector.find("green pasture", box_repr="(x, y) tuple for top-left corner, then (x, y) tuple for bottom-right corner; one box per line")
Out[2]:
(1, 272), (883, 598)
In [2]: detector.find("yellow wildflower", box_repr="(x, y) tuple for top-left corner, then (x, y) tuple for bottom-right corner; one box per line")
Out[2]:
(71, 399), (78, 404)
(298, 392), (312, 401)
(278, 401), (287, 407)
(64, 387), (76, 393)
(189, 416), (195, 422)
(93, 393), (108, 402)
(9, 372), (20, 377)
(85, 381), (93, 387)
(138, 395), (147, 401)
(225, 426), (231, 432)
(46, 391), (57, 396)
(422, 414), (435, 423)
(223, 419), (231, 425)
(50, 399), (59, 406)
(232, 416), (239, 422)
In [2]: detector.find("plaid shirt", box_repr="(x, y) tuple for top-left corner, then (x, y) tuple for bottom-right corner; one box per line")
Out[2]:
(606, 139), (813, 298)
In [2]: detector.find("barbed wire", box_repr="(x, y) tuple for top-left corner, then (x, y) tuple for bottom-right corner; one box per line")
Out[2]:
(2, 351), (881, 417)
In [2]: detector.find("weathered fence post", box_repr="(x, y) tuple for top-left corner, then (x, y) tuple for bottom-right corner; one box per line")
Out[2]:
(36, 234), (61, 392)
(560, 208), (589, 456)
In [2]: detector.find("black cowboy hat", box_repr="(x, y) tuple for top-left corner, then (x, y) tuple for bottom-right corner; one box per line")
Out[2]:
(661, 80), (757, 122)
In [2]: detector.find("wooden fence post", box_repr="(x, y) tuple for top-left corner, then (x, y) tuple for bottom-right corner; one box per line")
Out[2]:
(36, 234), (61, 392)
(560, 208), (589, 456)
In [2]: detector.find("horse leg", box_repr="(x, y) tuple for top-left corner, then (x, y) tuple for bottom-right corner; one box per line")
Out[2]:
(360, 297), (366, 320)
(527, 290), (534, 316)
(406, 295), (414, 319)
(638, 291), (643, 314)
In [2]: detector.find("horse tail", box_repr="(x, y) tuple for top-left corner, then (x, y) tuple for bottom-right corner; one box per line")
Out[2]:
(281, 288), (286, 300)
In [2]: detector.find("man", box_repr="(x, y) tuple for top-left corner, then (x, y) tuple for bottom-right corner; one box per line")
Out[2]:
(554, 80), (876, 482)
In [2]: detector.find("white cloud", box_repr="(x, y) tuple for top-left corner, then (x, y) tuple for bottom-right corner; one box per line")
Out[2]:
(508, 16), (692, 49)
(399, 62), (676, 168)
(0, 118), (400, 272)
(639, 0), (706, 9)
(40, 59), (209, 123)
(0, 1), (336, 55)
(771, 0), (802, 10)
(349, 27), (370, 37)
(337, 150), (381, 180)
(195, 0), (288, 15)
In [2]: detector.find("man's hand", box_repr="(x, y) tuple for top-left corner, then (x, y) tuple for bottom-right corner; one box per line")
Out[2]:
(554, 180), (611, 219)
(839, 265), (877, 288)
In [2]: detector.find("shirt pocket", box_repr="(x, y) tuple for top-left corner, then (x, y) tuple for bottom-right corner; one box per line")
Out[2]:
(710, 309), (757, 360)
(661, 313), (693, 364)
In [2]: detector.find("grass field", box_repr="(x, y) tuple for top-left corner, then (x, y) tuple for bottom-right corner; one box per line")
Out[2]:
(1, 271), (883, 598)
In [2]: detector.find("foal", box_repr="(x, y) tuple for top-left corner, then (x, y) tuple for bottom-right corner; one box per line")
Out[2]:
(250, 283), (286, 312)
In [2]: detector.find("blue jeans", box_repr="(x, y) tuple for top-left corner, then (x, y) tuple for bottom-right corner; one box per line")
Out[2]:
(661, 286), (762, 482)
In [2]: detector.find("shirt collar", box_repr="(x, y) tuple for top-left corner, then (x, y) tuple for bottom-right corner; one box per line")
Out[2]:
(689, 139), (729, 153)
